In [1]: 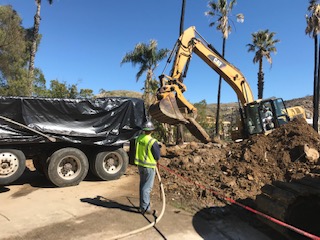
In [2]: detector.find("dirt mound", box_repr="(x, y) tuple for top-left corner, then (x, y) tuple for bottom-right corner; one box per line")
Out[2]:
(159, 118), (320, 211)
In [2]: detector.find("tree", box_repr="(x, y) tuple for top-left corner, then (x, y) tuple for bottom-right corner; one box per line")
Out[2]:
(180, 0), (186, 35)
(306, 0), (320, 132)
(193, 100), (213, 132)
(205, 0), (243, 139)
(32, 68), (49, 96)
(28, 0), (53, 96)
(0, 6), (93, 99)
(0, 5), (31, 96)
(0, 6), (26, 77)
(47, 79), (93, 98)
(49, 79), (69, 98)
(247, 30), (279, 99)
(120, 40), (169, 110)
(79, 89), (94, 98)
(176, 0), (187, 145)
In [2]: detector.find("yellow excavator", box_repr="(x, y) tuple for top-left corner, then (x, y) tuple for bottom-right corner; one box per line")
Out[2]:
(149, 26), (306, 143)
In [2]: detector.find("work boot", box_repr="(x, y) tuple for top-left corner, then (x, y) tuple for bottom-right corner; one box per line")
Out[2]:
(141, 209), (157, 215)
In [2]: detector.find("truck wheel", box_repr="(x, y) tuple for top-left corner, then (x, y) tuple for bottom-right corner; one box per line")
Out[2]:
(0, 149), (26, 185)
(47, 148), (89, 187)
(91, 148), (128, 181)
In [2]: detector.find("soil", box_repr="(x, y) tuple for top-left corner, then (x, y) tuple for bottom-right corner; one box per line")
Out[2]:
(158, 118), (320, 212)
(2, 117), (319, 239)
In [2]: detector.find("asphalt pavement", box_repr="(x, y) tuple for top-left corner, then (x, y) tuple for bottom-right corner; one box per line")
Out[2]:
(0, 162), (285, 240)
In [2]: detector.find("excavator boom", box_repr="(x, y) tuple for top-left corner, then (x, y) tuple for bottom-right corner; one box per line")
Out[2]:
(150, 26), (254, 142)
(150, 26), (305, 142)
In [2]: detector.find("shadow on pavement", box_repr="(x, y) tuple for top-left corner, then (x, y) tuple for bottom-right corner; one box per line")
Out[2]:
(80, 196), (168, 239)
(80, 195), (140, 214)
(8, 168), (55, 188)
(7, 167), (105, 188)
(0, 186), (10, 193)
(192, 204), (288, 240)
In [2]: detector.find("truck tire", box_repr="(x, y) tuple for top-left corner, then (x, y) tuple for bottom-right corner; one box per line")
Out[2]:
(91, 148), (128, 181)
(47, 148), (89, 187)
(0, 149), (26, 185)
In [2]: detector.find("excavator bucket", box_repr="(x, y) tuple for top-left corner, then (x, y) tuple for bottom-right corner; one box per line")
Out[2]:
(149, 92), (188, 125)
(149, 92), (211, 143)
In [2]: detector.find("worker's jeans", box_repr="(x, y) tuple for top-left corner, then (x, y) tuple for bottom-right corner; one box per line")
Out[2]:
(138, 166), (155, 212)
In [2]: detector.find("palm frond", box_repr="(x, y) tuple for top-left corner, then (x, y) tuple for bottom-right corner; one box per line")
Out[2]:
(206, 0), (242, 40)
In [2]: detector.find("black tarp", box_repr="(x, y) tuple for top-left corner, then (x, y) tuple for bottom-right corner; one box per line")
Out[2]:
(0, 96), (147, 146)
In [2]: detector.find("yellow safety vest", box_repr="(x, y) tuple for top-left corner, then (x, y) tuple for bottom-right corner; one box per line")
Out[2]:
(135, 134), (157, 168)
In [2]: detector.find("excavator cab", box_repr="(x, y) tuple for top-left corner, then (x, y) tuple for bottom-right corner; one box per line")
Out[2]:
(243, 98), (290, 137)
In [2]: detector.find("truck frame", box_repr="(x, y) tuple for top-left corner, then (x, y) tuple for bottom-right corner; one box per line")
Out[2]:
(0, 96), (146, 187)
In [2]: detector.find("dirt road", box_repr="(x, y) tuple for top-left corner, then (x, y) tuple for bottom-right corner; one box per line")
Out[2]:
(0, 162), (285, 240)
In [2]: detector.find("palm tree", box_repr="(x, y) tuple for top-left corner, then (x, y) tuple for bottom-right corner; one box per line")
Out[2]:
(29, 0), (53, 96)
(120, 40), (169, 110)
(205, 0), (243, 139)
(175, 0), (187, 145)
(179, 0), (186, 35)
(306, 0), (320, 132)
(246, 30), (279, 99)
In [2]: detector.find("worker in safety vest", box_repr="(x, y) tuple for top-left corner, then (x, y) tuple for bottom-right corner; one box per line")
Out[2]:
(135, 120), (160, 215)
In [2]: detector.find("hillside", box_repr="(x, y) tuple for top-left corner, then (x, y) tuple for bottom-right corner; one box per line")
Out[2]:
(96, 90), (142, 99)
(97, 90), (315, 122)
(209, 95), (315, 123)
(284, 95), (314, 116)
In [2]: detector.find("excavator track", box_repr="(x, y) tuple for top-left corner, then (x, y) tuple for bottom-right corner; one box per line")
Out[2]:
(255, 177), (320, 239)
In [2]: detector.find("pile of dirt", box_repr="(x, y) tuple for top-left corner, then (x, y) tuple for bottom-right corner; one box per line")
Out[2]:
(158, 118), (320, 212)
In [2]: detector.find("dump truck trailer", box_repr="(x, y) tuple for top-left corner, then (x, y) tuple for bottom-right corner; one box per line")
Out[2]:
(0, 96), (146, 187)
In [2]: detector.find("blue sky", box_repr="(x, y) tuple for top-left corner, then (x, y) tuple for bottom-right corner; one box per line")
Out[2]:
(0, 0), (314, 103)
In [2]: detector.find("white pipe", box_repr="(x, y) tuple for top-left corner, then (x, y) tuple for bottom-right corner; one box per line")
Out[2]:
(109, 166), (166, 240)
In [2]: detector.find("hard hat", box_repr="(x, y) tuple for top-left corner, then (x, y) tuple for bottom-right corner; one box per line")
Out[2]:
(142, 120), (155, 131)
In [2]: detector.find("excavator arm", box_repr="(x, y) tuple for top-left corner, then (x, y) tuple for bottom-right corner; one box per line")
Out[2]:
(149, 26), (254, 142)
